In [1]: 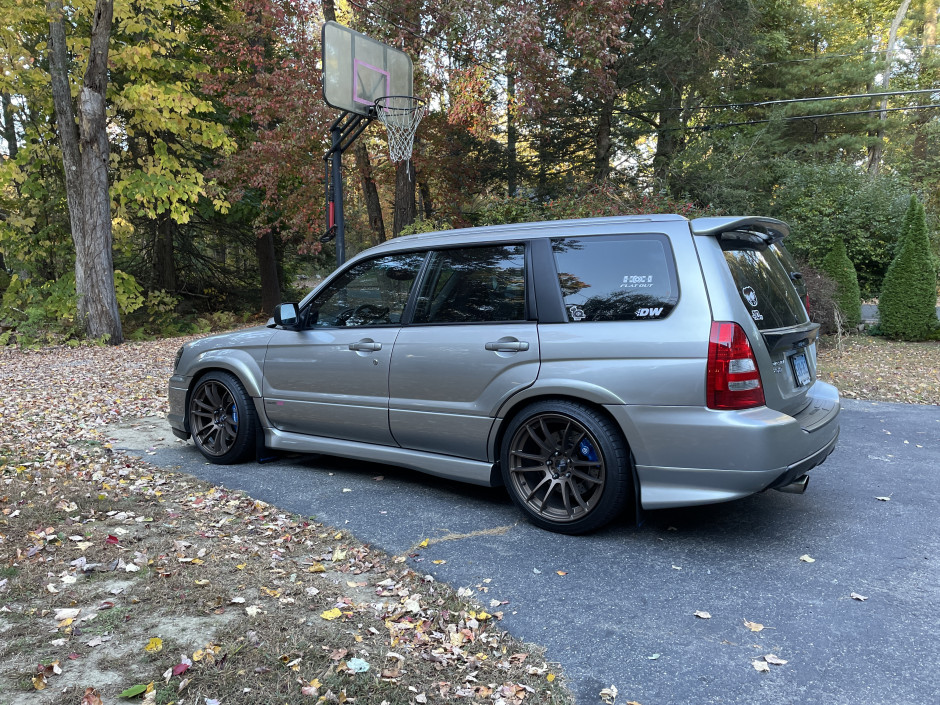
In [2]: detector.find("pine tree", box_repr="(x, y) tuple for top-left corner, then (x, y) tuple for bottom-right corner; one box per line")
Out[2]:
(878, 196), (938, 340)
(821, 235), (862, 329)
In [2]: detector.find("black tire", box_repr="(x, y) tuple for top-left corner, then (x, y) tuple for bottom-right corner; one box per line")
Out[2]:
(500, 400), (632, 534)
(188, 371), (258, 464)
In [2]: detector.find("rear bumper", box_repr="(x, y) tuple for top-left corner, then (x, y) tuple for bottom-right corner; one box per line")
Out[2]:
(605, 381), (841, 510)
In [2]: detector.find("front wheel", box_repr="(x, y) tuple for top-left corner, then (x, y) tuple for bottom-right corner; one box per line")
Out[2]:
(500, 400), (632, 534)
(188, 371), (257, 464)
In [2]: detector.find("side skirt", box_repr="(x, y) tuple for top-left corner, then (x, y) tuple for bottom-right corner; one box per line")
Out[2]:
(264, 427), (496, 487)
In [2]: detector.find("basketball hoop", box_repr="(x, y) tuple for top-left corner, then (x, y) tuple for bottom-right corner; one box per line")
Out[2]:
(374, 95), (426, 164)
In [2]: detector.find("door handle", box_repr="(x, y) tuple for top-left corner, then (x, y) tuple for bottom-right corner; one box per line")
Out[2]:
(485, 340), (529, 352)
(349, 340), (382, 352)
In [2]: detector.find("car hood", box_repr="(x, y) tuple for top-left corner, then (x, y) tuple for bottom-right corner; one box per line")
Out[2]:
(184, 325), (276, 354)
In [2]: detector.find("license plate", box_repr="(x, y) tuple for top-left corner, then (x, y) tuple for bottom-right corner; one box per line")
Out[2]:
(790, 352), (811, 387)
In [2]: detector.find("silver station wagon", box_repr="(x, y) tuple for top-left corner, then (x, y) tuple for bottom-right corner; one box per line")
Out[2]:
(168, 215), (840, 534)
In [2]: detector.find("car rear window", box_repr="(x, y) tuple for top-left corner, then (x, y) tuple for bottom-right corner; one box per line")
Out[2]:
(723, 243), (809, 330)
(551, 234), (679, 322)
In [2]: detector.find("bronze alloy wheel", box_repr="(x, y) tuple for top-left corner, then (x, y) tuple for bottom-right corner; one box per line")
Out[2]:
(190, 379), (239, 456)
(507, 412), (608, 524)
(188, 371), (257, 464)
(501, 400), (631, 534)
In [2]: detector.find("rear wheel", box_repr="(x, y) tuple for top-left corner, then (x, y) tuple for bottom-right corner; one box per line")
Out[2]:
(188, 371), (257, 464)
(501, 400), (632, 534)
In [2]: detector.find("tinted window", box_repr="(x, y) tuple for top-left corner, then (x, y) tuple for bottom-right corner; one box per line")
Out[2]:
(551, 235), (678, 322)
(723, 244), (809, 330)
(413, 245), (526, 323)
(310, 252), (425, 327)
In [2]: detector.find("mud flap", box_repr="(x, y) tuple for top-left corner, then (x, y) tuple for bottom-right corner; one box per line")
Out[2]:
(255, 426), (280, 463)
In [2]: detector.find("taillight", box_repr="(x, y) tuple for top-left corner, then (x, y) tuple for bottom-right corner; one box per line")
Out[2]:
(804, 294), (811, 316)
(707, 321), (765, 410)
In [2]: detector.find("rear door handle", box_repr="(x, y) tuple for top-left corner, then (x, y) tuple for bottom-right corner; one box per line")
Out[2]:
(485, 340), (529, 352)
(349, 340), (382, 352)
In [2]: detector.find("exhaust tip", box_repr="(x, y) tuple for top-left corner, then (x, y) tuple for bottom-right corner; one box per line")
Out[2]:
(775, 474), (810, 495)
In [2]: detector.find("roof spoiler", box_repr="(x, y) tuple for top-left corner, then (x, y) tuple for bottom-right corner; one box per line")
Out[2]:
(690, 217), (789, 245)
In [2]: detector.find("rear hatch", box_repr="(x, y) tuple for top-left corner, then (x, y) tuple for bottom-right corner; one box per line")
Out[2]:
(693, 218), (820, 417)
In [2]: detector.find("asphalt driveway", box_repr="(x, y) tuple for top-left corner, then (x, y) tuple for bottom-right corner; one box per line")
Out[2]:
(110, 399), (940, 704)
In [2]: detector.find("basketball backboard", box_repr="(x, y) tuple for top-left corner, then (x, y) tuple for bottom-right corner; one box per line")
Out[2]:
(322, 21), (414, 117)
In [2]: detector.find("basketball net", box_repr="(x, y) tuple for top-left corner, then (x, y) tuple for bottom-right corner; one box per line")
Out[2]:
(374, 96), (426, 169)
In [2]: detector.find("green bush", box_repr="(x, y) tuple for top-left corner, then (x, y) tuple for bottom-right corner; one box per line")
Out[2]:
(878, 196), (939, 341)
(820, 236), (861, 329)
(767, 161), (910, 298)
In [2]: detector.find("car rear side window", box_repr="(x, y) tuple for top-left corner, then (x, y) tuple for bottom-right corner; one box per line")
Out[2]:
(723, 244), (809, 330)
(413, 244), (527, 323)
(551, 234), (679, 322)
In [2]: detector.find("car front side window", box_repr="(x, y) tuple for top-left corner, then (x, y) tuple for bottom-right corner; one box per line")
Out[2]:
(309, 252), (425, 327)
(412, 244), (526, 324)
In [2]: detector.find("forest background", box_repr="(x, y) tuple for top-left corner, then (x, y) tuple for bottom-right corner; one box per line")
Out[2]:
(1, 0), (938, 345)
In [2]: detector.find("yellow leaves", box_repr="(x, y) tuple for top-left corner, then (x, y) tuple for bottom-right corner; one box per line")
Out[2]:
(546, 673), (555, 682)
(144, 637), (163, 653)
(260, 586), (281, 598)
(307, 563), (326, 573)
(320, 608), (343, 621)
(236, 563), (246, 570)
(418, 538), (429, 548)
(743, 619), (765, 632)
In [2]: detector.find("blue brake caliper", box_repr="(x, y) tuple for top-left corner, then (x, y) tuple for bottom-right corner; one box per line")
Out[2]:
(230, 404), (238, 428)
(578, 438), (598, 462)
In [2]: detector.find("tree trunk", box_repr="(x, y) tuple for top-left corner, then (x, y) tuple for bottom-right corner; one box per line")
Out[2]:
(594, 100), (615, 182)
(1, 93), (17, 159)
(354, 140), (385, 245)
(912, 0), (938, 178)
(507, 70), (518, 196)
(47, 0), (85, 299)
(392, 161), (416, 236)
(419, 180), (433, 220)
(256, 230), (281, 315)
(48, 0), (122, 343)
(867, 0), (912, 177)
(653, 83), (682, 188)
(153, 215), (177, 291)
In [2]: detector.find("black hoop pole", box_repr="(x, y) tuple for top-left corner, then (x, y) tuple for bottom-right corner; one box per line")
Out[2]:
(323, 111), (373, 266)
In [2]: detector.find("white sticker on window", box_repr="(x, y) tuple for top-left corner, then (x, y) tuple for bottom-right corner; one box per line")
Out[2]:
(568, 305), (586, 321)
(621, 274), (655, 289)
(742, 286), (758, 307)
(636, 307), (664, 318)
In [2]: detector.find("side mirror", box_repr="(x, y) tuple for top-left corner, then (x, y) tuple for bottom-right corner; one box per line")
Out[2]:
(273, 302), (300, 328)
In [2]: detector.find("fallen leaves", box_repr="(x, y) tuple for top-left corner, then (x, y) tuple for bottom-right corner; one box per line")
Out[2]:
(816, 337), (940, 405)
(694, 610), (712, 619)
(850, 592), (869, 601)
(799, 555), (816, 563)
(743, 619), (765, 632)
(0, 339), (574, 705)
